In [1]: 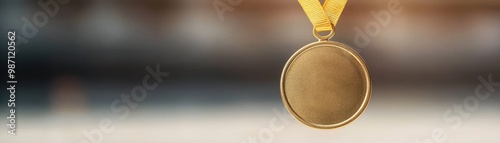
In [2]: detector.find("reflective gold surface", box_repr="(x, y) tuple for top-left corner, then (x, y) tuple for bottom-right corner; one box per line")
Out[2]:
(281, 41), (371, 129)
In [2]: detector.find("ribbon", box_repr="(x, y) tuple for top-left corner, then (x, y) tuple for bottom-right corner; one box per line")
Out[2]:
(298, 0), (348, 32)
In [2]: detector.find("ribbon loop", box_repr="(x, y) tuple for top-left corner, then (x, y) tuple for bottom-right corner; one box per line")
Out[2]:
(298, 0), (348, 32)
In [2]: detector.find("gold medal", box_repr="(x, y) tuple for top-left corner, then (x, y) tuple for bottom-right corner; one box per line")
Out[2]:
(280, 0), (371, 129)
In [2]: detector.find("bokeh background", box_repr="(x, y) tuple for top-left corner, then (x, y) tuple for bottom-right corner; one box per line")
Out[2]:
(1, 0), (500, 142)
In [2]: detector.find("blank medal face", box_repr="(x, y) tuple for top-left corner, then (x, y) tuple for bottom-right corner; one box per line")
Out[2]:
(280, 41), (371, 129)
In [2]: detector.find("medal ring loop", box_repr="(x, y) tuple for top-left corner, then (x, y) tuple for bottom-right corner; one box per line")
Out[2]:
(313, 25), (335, 41)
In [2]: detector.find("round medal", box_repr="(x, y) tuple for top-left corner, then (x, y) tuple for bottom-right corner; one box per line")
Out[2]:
(280, 37), (371, 129)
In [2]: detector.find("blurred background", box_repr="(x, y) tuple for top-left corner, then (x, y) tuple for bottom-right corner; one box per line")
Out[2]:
(1, 0), (500, 142)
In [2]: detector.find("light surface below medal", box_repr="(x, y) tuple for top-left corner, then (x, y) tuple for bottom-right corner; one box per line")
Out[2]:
(280, 41), (371, 129)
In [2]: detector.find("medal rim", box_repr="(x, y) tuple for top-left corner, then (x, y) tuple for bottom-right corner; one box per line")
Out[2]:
(280, 41), (371, 129)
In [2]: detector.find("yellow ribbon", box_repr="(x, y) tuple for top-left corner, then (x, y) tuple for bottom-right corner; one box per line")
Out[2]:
(298, 0), (348, 32)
